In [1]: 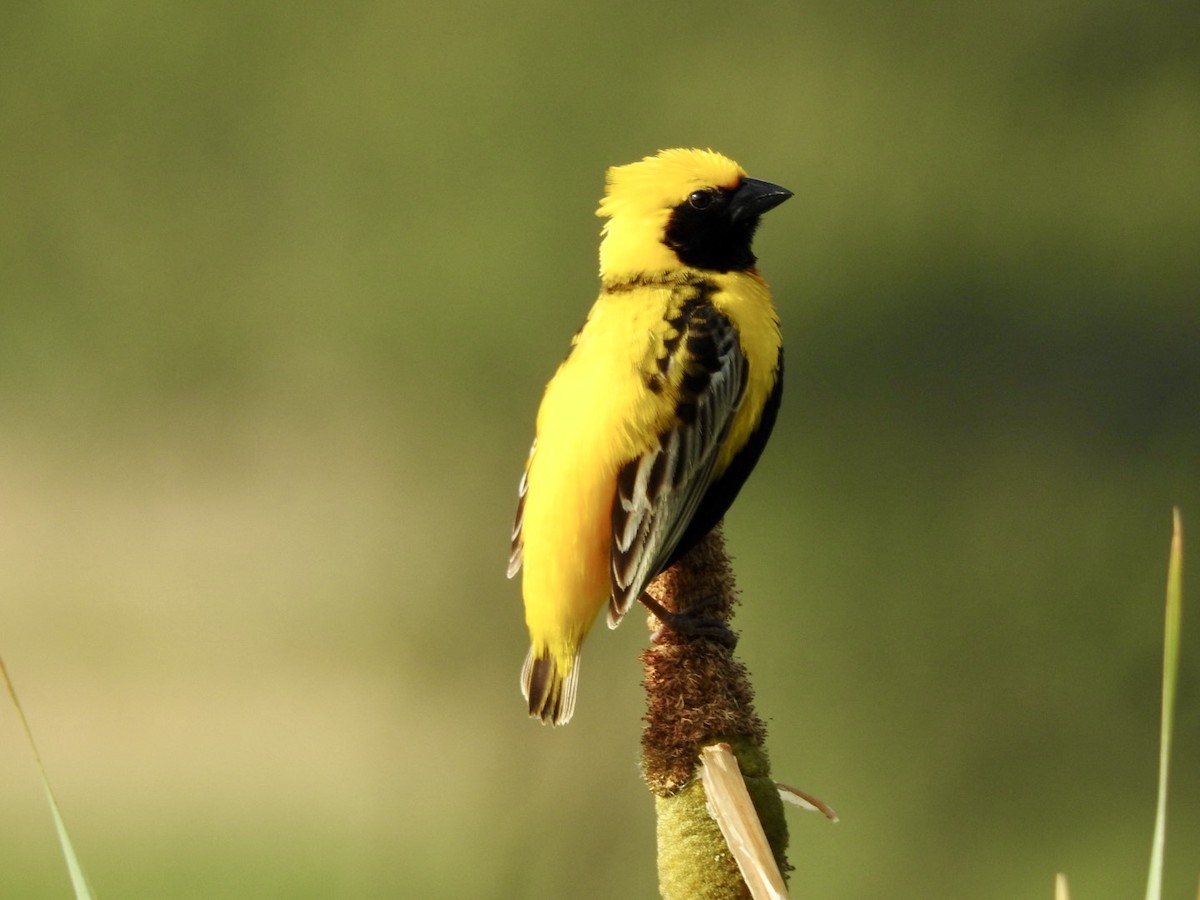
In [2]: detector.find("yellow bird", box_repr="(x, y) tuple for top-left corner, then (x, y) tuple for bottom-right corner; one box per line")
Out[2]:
(508, 148), (791, 724)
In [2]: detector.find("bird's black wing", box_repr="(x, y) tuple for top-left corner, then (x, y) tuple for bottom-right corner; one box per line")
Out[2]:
(608, 305), (746, 626)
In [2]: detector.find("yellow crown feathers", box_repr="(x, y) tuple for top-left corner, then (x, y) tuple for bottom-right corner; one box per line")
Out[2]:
(596, 148), (746, 221)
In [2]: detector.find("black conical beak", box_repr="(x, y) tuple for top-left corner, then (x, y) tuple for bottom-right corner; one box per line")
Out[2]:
(729, 177), (793, 222)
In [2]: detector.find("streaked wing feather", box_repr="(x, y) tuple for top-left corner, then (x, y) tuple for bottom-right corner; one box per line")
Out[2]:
(608, 309), (746, 625)
(507, 440), (535, 578)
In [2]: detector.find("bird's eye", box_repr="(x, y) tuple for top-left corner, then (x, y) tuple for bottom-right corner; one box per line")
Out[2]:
(688, 190), (716, 210)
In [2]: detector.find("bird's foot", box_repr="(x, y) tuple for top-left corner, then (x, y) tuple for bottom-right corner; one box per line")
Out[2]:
(640, 592), (738, 649)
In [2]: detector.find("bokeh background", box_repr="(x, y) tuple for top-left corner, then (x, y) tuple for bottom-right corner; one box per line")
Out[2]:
(2, 1), (1198, 897)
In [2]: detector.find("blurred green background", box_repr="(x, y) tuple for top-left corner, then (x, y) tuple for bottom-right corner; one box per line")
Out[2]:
(1, 1), (1197, 897)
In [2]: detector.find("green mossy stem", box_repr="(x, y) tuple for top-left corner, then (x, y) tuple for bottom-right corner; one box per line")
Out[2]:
(641, 527), (790, 898)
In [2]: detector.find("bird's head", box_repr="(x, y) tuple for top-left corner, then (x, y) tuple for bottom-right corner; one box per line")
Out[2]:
(596, 148), (791, 280)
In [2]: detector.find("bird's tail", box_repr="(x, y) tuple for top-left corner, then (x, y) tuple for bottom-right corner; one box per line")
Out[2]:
(521, 647), (580, 725)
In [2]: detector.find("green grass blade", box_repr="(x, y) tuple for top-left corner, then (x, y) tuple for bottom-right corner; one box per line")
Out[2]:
(0, 657), (96, 900)
(1145, 509), (1183, 900)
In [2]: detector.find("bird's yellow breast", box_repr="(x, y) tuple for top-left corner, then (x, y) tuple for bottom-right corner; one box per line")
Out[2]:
(705, 270), (782, 475)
